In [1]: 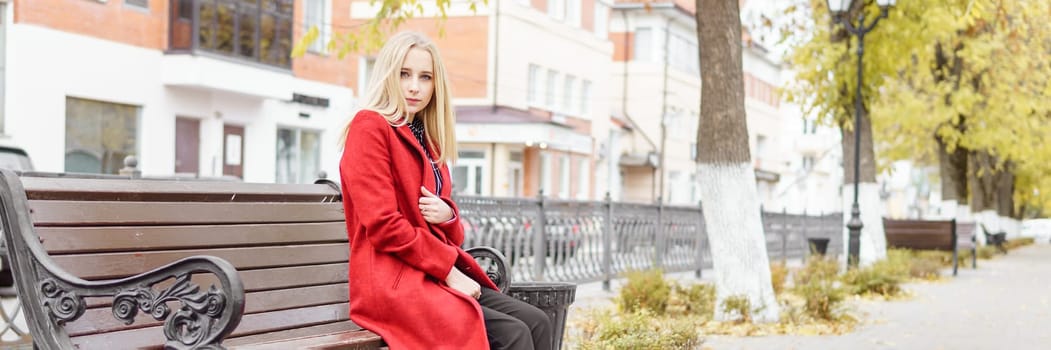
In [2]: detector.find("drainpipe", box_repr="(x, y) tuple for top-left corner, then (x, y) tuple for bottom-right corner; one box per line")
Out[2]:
(659, 17), (672, 202)
(491, 0), (501, 114)
(0, 1), (6, 135)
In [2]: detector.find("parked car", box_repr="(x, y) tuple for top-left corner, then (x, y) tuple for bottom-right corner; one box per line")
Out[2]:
(0, 136), (32, 291)
(0, 137), (33, 172)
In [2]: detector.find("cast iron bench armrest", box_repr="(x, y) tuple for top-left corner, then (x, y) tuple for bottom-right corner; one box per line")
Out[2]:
(0, 169), (245, 349)
(30, 257), (245, 350)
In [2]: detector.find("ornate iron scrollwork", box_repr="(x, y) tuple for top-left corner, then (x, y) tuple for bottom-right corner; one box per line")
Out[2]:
(40, 279), (85, 325)
(112, 273), (227, 349)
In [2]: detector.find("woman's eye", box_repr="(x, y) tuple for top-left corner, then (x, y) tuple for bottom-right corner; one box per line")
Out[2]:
(421, 75), (432, 81)
(400, 71), (410, 78)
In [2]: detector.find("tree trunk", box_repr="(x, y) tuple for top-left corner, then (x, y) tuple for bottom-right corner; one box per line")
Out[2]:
(969, 150), (999, 243)
(695, 0), (779, 323)
(995, 162), (1017, 237)
(936, 135), (969, 219)
(840, 95), (886, 266)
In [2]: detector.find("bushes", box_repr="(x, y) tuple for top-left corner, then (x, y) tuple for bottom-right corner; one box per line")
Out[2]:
(576, 270), (706, 349)
(770, 262), (788, 296)
(616, 270), (671, 314)
(576, 308), (702, 350)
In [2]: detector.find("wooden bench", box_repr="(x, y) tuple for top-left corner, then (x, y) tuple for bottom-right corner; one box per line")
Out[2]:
(883, 218), (976, 276)
(980, 223), (1008, 254)
(0, 169), (536, 349)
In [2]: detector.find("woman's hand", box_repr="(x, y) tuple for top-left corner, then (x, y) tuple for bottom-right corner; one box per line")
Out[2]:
(445, 266), (481, 299)
(419, 187), (454, 224)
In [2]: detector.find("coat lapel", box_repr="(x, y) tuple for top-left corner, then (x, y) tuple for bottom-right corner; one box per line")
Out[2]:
(391, 124), (439, 194)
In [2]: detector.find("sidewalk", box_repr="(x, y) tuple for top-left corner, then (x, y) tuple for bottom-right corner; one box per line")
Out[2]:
(567, 244), (1051, 349)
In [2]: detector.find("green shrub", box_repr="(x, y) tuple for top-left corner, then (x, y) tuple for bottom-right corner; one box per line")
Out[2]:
(576, 308), (702, 350)
(914, 250), (954, 267)
(770, 263), (789, 295)
(794, 256), (839, 286)
(908, 256), (942, 280)
(1005, 237), (1035, 250)
(792, 277), (847, 321)
(977, 245), (997, 259)
(617, 269), (671, 314)
(667, 283), (716, 318)
(721, 295), (753, 323)
(841, 261), (903, 297)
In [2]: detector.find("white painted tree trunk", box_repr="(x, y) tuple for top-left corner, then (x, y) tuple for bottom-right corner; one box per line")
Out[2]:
(1002, 217), (1020, 238)
(940, 200), (957, 219)
(841, 183), (886, 267)
(699, 163), (780, 322)
(976, 210), (999, 245)
(956, 204), (974, 221)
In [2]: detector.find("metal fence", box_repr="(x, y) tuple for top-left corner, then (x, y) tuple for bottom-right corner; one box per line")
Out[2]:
(458, 193), (845, 286)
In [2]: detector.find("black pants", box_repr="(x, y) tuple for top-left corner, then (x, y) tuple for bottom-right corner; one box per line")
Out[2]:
(478, 288), (553, 350)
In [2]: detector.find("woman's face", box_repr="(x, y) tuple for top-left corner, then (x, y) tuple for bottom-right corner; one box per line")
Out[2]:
(400, 47), (435, 117)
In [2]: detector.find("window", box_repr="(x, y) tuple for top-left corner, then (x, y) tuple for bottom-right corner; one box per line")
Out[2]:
(634, 27), (653, 62)
(358, 57), (377, 97)
(559, 155), (570, 199)
(452, 150), (486, 195)
(575, 158), (589, 200)
(565, 0), (581, 27)
(195, 0), (294, 68)
(304, 0), (331, 54)
(64, 97), (139, 175)
(125, 0), (149, 10)
(593, 2), (608, 39)
(545, 69), (559, 108)
(509, 151), (524, 197)
(540, 153), (552, 195)
(580, 80), (591, 115)
(276, 127), (321, 184)
(755, 135), (768, 163)
(548, 0), (565, 21)
(527, 64), (540, 105)
(562, 75), (576, 112)
(669, 33), (699, 75)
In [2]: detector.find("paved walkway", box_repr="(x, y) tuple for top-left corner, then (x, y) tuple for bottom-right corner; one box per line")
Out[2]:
(568, 244), (1051, 349)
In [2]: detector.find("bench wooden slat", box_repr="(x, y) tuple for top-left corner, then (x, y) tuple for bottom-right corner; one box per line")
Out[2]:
(28, 201), (345, 226)
(68, 283), (350, 336)
(224, 321), (370, 347)
(231, 329), (383, 350)
(69, 304), (352, 349)
(52, 244), (349, 280)
(38, 222), (347, 254)
(22, 177), (340, 202)
(208, 263), (350, 292)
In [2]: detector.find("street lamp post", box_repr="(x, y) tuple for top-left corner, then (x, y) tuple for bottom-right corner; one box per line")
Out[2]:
(826, 0), (895, 268)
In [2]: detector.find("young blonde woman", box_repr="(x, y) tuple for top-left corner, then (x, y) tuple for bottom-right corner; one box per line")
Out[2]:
(339, 32), (552, 350)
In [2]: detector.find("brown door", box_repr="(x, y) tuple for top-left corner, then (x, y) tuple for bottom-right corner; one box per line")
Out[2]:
(223, 124), (245, 179)
(175, 117), (200, 175)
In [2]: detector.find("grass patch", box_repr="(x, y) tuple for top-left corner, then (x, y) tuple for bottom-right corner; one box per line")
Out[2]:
(616, 269), (671, 314)
(1005, 237), (1036, 250)
(575, 308), (703, 350)
(770, 262), (788, 296)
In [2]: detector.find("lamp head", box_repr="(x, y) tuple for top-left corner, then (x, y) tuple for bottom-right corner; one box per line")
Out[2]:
(826, 0), (853, 15)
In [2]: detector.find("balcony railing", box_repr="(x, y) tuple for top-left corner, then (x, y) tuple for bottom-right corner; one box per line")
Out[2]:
(169, 0), (294, 69)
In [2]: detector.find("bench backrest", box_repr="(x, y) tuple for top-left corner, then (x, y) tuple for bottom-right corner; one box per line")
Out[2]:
(955, 222), (977, 248)
(2, 173), (357, 349)
(883, 218), (957, 251)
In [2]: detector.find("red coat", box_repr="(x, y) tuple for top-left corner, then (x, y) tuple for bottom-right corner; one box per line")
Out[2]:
(340, 110), (499, 350)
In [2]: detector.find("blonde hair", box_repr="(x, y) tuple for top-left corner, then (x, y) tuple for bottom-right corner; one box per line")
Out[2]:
(343, 31), (458, 164)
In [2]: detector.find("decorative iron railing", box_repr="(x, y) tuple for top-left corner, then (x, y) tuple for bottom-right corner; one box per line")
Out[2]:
(457, 193), (844, 286)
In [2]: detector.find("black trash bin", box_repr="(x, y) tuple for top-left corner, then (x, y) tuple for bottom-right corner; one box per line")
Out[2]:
(807, 238), (830, 256)
(508, 282), (577, 350)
